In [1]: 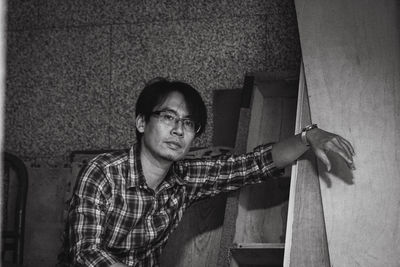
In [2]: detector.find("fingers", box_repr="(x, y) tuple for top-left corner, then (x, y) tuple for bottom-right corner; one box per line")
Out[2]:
(340, 139), (356, 170)
(338, 136), (355, 156)
(333, 138), (352, 158)
(326, 137), (356, 170)
(308, 129), (356, 172)
(314, 148), (332, 171)
(333, 138), (354, 160)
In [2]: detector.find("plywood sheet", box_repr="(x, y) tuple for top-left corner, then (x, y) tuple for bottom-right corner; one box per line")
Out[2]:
(295, 0), (400, 266)
(160, 195), (226, 267)
(284, 64), (330, 267)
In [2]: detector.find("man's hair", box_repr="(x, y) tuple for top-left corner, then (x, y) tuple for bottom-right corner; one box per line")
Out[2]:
(135, 78), (207, 143)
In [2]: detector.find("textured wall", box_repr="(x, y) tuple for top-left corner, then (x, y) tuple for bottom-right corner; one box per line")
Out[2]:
(5, 0), (300, 164)
(5, 1), (301, 266)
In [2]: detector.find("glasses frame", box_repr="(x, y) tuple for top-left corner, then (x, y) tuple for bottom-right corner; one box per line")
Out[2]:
(151, 110), (201, 134)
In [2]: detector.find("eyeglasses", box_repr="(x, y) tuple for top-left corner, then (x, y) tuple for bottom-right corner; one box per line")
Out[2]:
(151, 110), (201, 134)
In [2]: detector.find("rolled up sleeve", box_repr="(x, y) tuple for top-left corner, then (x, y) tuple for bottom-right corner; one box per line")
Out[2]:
(179, 143), (284, 201)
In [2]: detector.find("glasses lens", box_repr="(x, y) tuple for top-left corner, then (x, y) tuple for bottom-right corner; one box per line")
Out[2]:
(155, 111), (199, 133)
(160, 113), (176, 124)
(182, 119), (195, 132)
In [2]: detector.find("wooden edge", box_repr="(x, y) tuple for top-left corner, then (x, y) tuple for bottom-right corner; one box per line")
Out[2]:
(283, 61), (306, 266)
(234, 243), (285, 249)
(283, 61), (331, 267)
(217, 106), (252, 267)
(231, 244), (284, 266)
(246, 86), (264, 152)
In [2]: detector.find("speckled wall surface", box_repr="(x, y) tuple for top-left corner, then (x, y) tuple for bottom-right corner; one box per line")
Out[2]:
(5, 0), (300, 163)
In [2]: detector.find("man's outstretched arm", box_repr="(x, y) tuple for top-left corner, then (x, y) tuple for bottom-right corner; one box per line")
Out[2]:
(272, 126), (355, 171)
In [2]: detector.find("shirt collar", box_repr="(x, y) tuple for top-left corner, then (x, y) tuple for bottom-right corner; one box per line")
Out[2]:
(165, 163), (185, 186)
(127, 143), (185, 189)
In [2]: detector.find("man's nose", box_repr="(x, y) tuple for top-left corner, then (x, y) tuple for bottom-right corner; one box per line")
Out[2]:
(171, 119), (184, 136)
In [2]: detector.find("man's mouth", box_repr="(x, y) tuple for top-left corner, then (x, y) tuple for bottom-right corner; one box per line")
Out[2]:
(165, 141), (183, 150)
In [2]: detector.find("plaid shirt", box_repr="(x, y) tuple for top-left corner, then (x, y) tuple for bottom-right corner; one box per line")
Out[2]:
(68, 143), (282, 267)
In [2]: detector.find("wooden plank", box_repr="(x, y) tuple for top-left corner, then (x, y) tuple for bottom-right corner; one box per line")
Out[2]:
(212, 89), (243, 148)
(217, 107), (252, 267)
(284, 63), (330, 267)
(256, 81), (299, 98)
(295, 0), (400, 266)
(219, 74), (298, 267)
(234, 84), (297, 246)
(235, 243), (285, 249)
(246, 86), (265, 152)
(160, 195), (226, 267)
(231, 243), (284, 267)
(259, 97), (283, 145)
(234, 181), (290, 245)
(232, 82), (298, 266)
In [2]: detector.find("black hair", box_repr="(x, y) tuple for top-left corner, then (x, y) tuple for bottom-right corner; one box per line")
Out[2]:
(135, 78), (207, 143)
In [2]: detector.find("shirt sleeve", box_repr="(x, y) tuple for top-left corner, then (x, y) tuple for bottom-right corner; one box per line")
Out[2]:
(68, 162), (119, 267)
(178, 143), (284, 202)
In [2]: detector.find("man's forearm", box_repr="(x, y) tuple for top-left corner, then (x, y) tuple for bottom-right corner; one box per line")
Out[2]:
(271, 127), (355, 171)
(271, 133), (309, 169)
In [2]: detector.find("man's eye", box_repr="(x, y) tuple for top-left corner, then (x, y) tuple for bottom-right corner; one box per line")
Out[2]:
(183, 120), (195, 129)
(163, 114), (175, 121)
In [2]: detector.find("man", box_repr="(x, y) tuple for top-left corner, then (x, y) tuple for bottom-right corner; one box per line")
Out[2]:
(66, 79), (355, 267)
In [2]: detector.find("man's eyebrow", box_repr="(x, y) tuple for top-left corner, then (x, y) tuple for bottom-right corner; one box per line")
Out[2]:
(157, 108), (177, 114)
(159, 108), (193, 118)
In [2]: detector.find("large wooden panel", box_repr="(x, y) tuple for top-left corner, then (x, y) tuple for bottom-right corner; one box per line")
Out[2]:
(295, 1), (400, 266)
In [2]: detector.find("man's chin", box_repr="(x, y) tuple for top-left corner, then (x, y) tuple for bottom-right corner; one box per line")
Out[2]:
(162, 150), (187, 162)
(161, 144), (188, 160)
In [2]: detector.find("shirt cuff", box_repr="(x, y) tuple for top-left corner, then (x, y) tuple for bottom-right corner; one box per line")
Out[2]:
(75, 247), (120, 267)
(257, 143), (285, 179)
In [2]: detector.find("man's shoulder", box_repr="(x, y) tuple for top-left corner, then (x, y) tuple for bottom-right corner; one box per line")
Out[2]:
(90, 148), (130, 169)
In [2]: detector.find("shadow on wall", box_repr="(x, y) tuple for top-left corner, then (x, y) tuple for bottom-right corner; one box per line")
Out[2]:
(320, 152), (355, 187)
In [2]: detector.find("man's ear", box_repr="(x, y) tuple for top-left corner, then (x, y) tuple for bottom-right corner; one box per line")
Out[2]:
(136, 115), (146, 133)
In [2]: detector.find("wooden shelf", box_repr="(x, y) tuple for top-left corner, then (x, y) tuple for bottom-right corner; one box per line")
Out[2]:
(231, 243), (284, 267)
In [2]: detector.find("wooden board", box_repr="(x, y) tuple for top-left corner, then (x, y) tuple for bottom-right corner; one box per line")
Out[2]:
(212, 89), (243, 148)
(228, 79), (297, 267)
(218, 74), (298, 267)
(295, 0), (400, 266)
(160, 195), (226, 267)
(231, 243), (284, 267)
(284, 63), (330, 267)
(233, 82), (297, 246)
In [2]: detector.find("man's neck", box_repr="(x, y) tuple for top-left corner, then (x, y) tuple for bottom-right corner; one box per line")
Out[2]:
(140, 148), (172, 191)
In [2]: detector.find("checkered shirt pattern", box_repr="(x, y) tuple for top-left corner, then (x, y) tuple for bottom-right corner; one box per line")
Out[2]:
(68, 143), (282, 267)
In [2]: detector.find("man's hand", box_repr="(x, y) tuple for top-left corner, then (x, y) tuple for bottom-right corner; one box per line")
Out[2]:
(306, 128), (355, 171)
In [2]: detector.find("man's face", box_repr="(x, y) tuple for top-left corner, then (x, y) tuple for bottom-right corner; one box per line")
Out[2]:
(137, 91), (196, 163)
